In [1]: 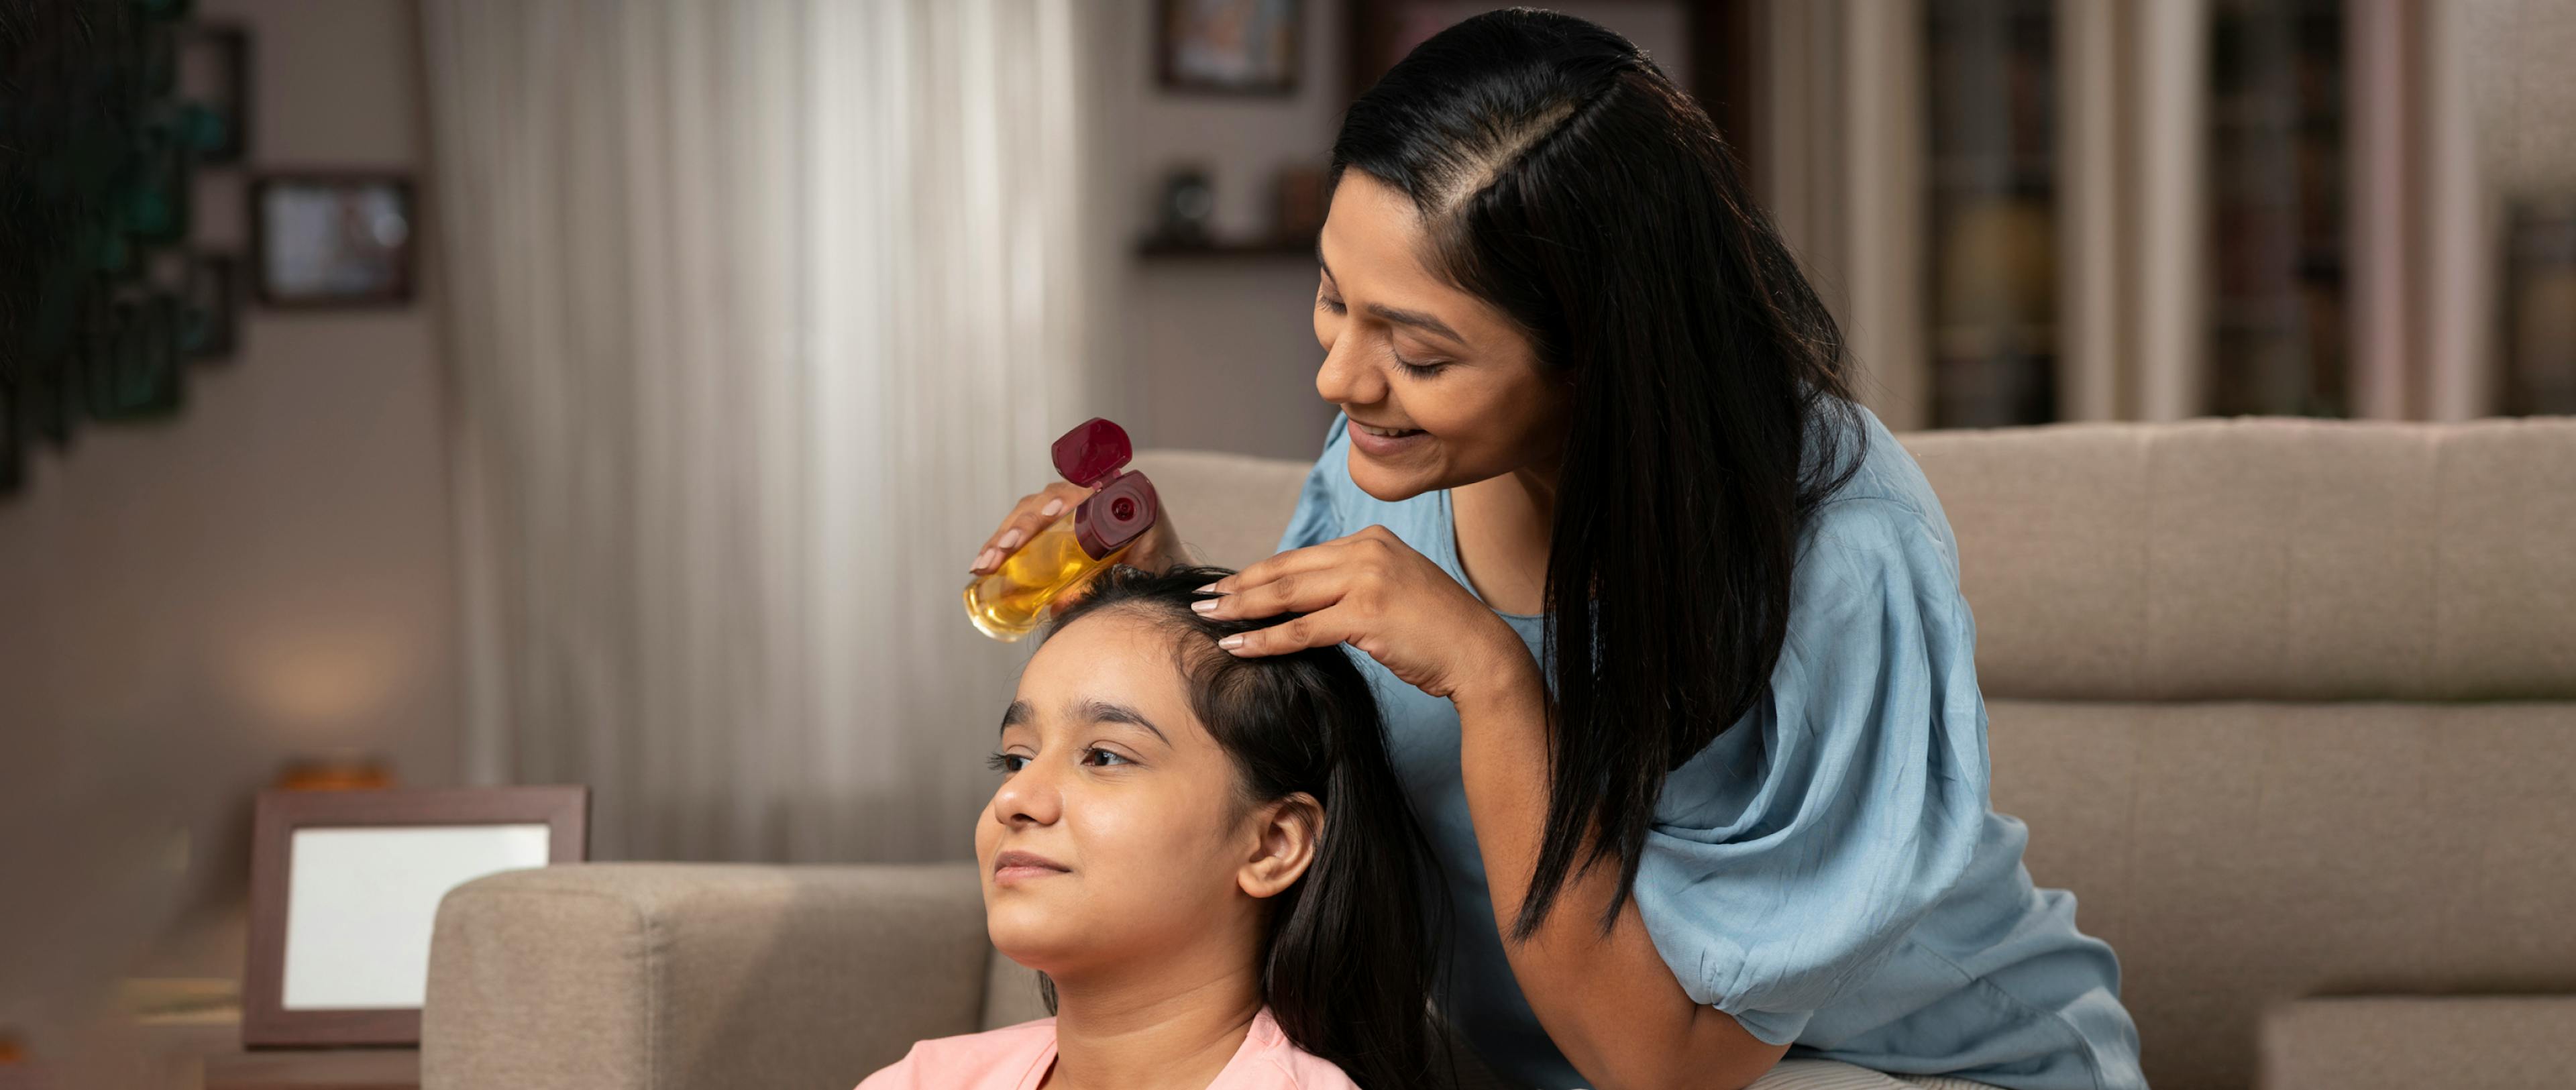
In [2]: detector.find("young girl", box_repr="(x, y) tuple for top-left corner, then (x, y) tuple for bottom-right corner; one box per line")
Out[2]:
(858, 565), (1447, 1090)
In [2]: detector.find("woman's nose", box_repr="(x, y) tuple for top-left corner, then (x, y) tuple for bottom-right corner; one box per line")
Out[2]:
(1314, 336), (1383, 407)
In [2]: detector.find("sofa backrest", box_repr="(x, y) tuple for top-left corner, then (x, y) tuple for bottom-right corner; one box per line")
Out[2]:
(1134, 419), (2576, 1090)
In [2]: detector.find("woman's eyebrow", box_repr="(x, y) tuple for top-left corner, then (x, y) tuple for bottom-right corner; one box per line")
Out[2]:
(1073, 698), (1169, 745)
(1314, 242), (1468, 347)
(998, 700), (1032, 735)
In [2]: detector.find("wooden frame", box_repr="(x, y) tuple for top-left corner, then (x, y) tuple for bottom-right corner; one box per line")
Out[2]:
(244, 786), (588, 1048)
(249, 172), (418, 309)
(1158, 0), (1303, 95)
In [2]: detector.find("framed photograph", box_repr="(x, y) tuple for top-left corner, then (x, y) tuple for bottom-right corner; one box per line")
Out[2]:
(1159, 0), (1301, 95)
(86, 296), (184, 421)
(183, 254), (241, 360)
(251, 174), (417, 308)
(178, 25), (252, 164)
(244, 785), (588, 1047)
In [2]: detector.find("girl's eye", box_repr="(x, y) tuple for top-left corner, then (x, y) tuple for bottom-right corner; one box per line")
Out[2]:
(1082, 747), (1131, 767)
(1317, 292), (1347, 315)
(985, 751), (1028, 774)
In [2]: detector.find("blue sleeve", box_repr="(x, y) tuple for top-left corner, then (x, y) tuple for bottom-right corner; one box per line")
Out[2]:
(1629, 498), (1990, 1046)
(1274, 412), (1350, 555)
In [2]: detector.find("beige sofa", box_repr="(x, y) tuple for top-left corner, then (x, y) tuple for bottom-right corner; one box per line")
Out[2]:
(423, 420), (2576, 1090)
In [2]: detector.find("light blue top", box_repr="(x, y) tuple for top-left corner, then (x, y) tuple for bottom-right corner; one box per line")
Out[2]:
(1275, 406), (2144, 1090)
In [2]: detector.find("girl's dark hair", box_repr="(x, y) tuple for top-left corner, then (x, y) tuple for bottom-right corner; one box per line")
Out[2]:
(1039, 564), (1448, 1090)
(1328, 10), (1867, 938)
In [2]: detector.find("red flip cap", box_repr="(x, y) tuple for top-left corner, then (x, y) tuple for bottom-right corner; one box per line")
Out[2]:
(1053, 418), (1160, 559)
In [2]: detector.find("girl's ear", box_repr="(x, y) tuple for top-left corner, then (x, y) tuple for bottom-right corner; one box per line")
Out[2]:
(1238, 792), (1322, 900)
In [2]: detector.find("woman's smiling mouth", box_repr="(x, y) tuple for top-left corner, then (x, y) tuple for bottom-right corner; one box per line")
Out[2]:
(1348, 417), (1430, 457)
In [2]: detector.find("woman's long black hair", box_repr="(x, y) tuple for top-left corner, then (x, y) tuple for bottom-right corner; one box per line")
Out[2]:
(1328, 10), (1867, 938)
(1039, 565), (1450, 1090)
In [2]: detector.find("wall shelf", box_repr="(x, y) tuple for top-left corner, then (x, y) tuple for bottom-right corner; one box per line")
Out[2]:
(1136, 237), (1313, 261)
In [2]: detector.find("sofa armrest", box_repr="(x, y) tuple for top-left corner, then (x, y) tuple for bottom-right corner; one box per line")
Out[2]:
(422, 862), (987, 1090)
(2259, 995), (2576, 1090)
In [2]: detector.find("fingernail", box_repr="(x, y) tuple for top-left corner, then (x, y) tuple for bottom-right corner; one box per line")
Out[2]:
(1190, 598), (1218, 614)
(997, 528), (1025, 550)
(973, 548), (1000, 571)
(1194, 582), (1226, 595)
(1218, 634), (1245, 649)
(1040, 498), (1066, 518)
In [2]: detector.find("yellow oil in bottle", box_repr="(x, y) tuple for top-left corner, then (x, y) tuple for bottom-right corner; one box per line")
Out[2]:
(963, 512), (1132, 641)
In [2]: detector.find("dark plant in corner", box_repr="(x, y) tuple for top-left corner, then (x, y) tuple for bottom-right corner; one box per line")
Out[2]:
(0, 0), (244, 500)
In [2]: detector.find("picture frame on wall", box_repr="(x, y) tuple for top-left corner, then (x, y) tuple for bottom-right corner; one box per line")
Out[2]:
(182, 254), (241, 360)
(244, 785), (588, 1047)
(177, 25), (252, 165)
(1159, 0), (1301, 95)
(250, 173), (417, 308)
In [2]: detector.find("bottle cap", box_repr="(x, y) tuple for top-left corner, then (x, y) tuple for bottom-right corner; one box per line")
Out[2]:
(1052, 418), (1132, 487)
(1074, 472), (1159, 559)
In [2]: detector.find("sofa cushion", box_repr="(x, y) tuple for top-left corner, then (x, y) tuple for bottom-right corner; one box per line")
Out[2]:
(1989, 700), (2576, 1090)
(1909, 418), (2576, 702)
(2259, 995), (2576, 1090)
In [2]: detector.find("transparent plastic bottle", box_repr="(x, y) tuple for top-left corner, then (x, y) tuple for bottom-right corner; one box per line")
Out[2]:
(963, 418), (1161, 642)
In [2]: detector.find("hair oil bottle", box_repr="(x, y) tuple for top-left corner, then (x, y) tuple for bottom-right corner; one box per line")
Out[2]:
(963, 418), (1160, 641)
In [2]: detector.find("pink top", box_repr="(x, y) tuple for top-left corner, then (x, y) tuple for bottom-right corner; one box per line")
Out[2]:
(855, 1007), (1360, 1090)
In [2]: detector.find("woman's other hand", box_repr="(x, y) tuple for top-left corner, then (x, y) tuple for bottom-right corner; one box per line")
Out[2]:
(1191, 525), (1534, 702)
(969, 482), (1189, 578)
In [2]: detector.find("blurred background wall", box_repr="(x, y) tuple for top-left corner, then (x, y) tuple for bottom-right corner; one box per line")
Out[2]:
(0, 0), (456, 999)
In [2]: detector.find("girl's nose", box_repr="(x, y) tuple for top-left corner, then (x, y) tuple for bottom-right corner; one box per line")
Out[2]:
(989, 759), (1062, 828)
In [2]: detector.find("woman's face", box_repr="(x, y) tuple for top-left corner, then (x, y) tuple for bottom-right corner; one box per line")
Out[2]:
(1313, 170), (1571, 502)
(977, 609), (1315, 980)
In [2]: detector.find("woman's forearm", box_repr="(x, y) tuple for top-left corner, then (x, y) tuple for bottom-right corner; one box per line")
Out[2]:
(1452, 651), (1785, 1090)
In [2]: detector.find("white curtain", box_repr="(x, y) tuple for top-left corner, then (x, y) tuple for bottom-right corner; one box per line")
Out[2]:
(421, 0), (1108, 861)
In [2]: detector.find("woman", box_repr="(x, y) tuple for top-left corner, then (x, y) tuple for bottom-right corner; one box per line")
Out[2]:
(971, 11), (2141, 1090)
(863, 566), (1448, 1090)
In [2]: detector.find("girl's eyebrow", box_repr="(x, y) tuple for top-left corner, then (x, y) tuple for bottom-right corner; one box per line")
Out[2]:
(998, 700), (1032, 736)
(1073, 698), (1169, 745)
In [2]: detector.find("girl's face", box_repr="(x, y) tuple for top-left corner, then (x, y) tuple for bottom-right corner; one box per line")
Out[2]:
(1312, 170), (1572, 501)
(977, 610), (1316, 980)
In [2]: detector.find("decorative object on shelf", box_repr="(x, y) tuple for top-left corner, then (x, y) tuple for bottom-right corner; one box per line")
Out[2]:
(272, 754), (396, 792)
(1159, 0), (1300, 95)
(0, 0), (248, 499)
(244, 785), (589, 1048)
(1149, 166), (1218, 248)
(1273, 163), (1325, 241)
(251, 174), (418, 308)
(177, 25), (252, 165)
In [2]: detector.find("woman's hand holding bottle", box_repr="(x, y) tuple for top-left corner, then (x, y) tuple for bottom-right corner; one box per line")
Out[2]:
(968, 481), (1187, 579)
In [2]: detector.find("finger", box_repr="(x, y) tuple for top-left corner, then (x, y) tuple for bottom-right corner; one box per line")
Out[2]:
(1193, 565), (1354, 622)
(1199, 530), (1378, 595)
(1214, 604), (1359, 659)
(972, 484), (1086, 574)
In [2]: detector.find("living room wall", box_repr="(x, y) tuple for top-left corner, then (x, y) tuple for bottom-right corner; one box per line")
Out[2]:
(0, 0), (460, 986)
